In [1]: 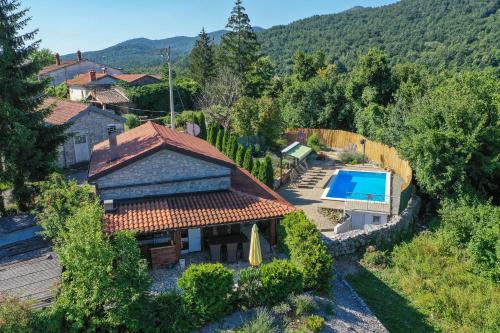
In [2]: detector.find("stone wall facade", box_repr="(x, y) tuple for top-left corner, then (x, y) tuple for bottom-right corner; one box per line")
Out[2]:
(59, 108), (125, 168)
(324, 195), (421, 257)
(94, 149), (232, 200)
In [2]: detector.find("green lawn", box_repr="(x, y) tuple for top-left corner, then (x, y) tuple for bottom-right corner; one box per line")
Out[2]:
(346, 267), (435, 333)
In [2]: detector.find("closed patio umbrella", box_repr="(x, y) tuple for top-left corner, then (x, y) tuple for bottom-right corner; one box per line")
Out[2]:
(249, 224), (262, 267)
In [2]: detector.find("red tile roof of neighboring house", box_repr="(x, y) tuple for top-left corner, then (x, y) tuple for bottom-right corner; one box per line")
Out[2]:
(92, 88), (129, 104)
(104, 189), (295, 233)
(66, 72), (111, 86)
(88, 121), (235, 180)
(39, 60), (79, 75)
(113, 74), (161, 83)
(42, 97), (89, 125)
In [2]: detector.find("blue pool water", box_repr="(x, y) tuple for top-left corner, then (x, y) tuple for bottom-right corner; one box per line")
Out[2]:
(324, 170), (388, 202)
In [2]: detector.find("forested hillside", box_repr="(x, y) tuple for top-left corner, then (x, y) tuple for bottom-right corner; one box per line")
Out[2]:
(259, 0), (499, 72)
(61, 0), (498, 73)
(60, 30), (230, 71)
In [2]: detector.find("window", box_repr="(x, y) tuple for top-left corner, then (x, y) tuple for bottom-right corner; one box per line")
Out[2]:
(74, 134), (86, 144)
(372, 215), (381, 224)
(107, 124), (117, 135)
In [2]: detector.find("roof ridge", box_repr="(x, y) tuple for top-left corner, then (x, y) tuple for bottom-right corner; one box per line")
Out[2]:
(230, 189), (294, 209)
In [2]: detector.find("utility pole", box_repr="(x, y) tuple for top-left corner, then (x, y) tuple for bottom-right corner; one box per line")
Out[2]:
(166, 46), (175, 129)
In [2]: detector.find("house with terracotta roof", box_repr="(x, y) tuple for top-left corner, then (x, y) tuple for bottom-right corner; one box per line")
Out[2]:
(88, 121), (295, 267)
(67, 71), (162, 103)
(38, 51), (122, 87)
(43, 97), (125, 168)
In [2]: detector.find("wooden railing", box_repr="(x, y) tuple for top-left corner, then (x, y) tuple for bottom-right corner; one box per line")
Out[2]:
(286, 129), (414, 213)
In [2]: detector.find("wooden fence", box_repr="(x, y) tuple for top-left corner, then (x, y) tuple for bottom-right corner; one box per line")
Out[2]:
(287, 129), (413, 213)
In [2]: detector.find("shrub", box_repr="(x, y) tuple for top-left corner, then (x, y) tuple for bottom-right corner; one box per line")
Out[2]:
(149, 291), (192, 333)
(290, 294), (315, 317)
(124, 113), (141, 130)
(307, 133), (321, 153)
(0, 294), (33, 333)
(178, 263), (234, 325)
(339, 151), (364, 164)
(237, 268), (263, 308)
(306, 315), (325, 333)
(271, 302), (292, 318)
(259, 260), (303, 305)
(279, 212), (334, 294)
(363, 249), (390, 269)
(237, 307), (277, 333)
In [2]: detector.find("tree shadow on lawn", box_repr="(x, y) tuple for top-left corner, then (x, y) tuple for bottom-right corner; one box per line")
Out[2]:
(346, 266), (435, 333)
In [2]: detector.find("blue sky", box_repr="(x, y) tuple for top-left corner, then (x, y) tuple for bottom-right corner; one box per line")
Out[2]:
(23, 0), (398, 54)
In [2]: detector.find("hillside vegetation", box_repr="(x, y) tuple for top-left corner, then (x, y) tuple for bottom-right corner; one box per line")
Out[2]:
(259, 0), (499, 72)
(63, 0), (499, 73)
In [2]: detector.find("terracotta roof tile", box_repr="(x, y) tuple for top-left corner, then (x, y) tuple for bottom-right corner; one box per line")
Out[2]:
(113, 74), (161, 83)
(88, 121), (234, 180)
(92, 88), (129, 104)
(41, 97), (89, 125)
(66, 72), (110, 86)
(104, 190), (295, 233)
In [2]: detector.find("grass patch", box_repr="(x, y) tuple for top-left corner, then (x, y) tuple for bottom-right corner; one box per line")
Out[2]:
(346, 267), (434, 333)
(346, 230), (500, 333)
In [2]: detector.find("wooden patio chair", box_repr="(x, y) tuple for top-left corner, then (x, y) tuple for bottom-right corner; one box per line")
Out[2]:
(209, 244), (221, 262)
(226, 243), (238, 263)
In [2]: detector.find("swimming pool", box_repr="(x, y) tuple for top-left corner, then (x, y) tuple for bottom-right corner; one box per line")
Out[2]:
(321, 170), (390, 202)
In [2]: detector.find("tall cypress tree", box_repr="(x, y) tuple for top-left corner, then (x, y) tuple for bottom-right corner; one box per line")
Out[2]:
(230, 136), (239, 161)
(259, 154), (274, 188)
(242, 146), (253, 171)
(251, 159), (261, 177)
(219, 0), (259, 76)
(235, 144), (245, 166)
(215, 129), (224, 151)
(0, 0), (67, 211)
(189, 28), (216, 86)
(222, 129), (230, 156)
(196, 112), (207, 140)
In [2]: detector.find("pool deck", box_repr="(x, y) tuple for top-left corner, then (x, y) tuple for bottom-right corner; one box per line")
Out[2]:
(278, 152), (402, 231)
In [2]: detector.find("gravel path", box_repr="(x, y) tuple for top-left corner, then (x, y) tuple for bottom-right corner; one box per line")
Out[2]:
(326, 274), (388, 333)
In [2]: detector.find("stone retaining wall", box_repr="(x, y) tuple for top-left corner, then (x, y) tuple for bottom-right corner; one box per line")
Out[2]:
(324, 195), (421, 257)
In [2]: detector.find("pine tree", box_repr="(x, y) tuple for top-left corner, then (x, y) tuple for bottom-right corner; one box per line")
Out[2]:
(215, 128), (224, 151)
(219, 0), (259, 76)
(189, 28), (216, 86)
(242, 146), (253, 171)
(0, 0), (67, 211)
(235, 145), (245, 166)
(259, 154), (274, 188)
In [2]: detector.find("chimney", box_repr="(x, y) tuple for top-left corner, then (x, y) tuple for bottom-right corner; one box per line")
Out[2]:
(55, 53), (61, 66)
(103, 199), (115, 213)
(108, 127), (119, 161)
(89, 70), (96, 81)
(76, 50), (82, 62)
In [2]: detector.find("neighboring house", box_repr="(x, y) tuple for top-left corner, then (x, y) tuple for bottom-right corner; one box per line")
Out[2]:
(43, 97), (126, 168)
(67, 71), (162, 102)
(38, 51), (123, 87)
(87, 122), (295, 267)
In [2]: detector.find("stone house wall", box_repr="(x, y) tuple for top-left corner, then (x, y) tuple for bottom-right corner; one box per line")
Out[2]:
(59, 109), (125, 168)
(325, 195), (421, 257)
(94, 149), (232, 200)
